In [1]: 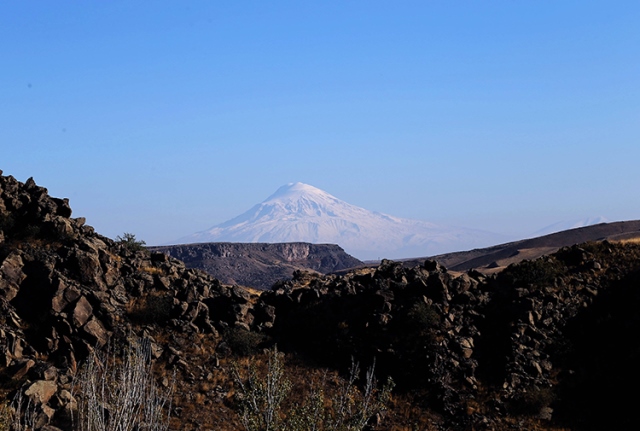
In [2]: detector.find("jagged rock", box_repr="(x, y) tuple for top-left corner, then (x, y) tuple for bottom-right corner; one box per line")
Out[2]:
(72, 296), (93, 327)
(31, 404), (56, 429)
(82, 317), (109, 347)
(10, 358), (35, 380)
(0, 252), (26, 301)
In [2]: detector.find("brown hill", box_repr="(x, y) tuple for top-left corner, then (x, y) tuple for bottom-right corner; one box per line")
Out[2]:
(399, 220), (640, 273)
(149, 242), (363, 290)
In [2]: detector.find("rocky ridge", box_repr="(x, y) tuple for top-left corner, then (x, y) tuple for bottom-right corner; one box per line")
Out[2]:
(0, 171), (259, 429)
(256, 242), (640, 430)
(149, 242), (363, 290)
(0, 170), (638, 430)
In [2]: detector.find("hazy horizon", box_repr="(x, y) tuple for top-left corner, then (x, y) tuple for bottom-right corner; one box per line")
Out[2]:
(2, 1), (639, 246)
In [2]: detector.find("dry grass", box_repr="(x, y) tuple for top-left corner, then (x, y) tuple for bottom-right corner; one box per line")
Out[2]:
(139, 266), (165, 275)
(614, 237), (640, 245)
(243, 286), (265, 296)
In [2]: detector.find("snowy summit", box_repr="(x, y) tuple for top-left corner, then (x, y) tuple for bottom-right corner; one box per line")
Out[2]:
(175, 183), (506, 260)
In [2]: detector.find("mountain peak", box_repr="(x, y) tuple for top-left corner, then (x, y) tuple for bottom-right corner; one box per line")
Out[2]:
(266, 182), (333, 202)
(175, 183), (507, 260)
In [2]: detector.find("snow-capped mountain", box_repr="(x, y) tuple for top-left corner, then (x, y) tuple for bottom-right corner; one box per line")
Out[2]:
(175, 183), (507, 260)
(532, 216), (611, 237)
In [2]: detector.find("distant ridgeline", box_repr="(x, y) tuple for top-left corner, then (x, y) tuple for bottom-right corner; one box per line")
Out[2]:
(149, 242), (364, 290)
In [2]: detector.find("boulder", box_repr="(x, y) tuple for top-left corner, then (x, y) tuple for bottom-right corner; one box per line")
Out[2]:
(0, 252), (26, 301)
(24, 380), (58, 405)
(72, 296), (93, 327)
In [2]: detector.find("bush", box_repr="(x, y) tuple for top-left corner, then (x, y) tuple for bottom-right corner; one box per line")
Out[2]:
(0, 401), (14, 431)
(127, 294), (174, 325)
(225, 327), (268, 357)
(0, 214), (41, 241)
(297, 358), (395, 431)
(498, 257), (563, 289)
(232, 348), (395, 431)
(72, 338), (173, 431)
(513, 386), (555, 416)
(232, 347), (291, 431)
(116, 233), (147, 252)
(0, 214), (15, 234)
(406, 302), (439, 331)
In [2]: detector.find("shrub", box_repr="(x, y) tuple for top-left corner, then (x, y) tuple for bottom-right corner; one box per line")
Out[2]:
(0, 214), (41, 241)
(406, 302), (439, 331)
(225, 327), (268, 357)
(232, 347), (291, 431)
(293, 358), (395, 431)
(116, 233), (147, 252)
(0, 214), (15, 234)
(0, 401), (13, 431)
(72, 338), (173, 431)
(232, 348), (395, 431)
(2, 390), (43, 431)
(127, 294), (174, 325)
(513, 385), (555, 416)
(498, 257), (563, 289)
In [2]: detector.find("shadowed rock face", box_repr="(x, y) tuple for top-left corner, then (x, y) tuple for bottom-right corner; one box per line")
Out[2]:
(254, 242), (640, 430)
(149, 242), (364, 290)
(2, 170), (640, 431)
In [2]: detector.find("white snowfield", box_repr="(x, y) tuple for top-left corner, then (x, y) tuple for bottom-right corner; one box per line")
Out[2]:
(176, 182), (507, 260)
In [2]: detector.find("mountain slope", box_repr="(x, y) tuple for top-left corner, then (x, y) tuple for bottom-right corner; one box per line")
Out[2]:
(399, 219), (640, 272)
(175, 182), (507, 260)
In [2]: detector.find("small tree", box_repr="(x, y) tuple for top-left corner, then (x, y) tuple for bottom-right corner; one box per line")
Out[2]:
(116, 232), (147, 252)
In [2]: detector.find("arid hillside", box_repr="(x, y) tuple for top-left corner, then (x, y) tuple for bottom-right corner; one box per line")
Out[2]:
(1, 170), (639, 430)
(399, 220), (640, 273)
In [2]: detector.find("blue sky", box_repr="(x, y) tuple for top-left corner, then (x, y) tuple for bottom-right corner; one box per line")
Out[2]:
(2, 1), (639, 245)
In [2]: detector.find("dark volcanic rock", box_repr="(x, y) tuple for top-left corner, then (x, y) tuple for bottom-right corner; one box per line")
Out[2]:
(150, 242), (363, 289)
(0, 171), (256, 430)
(254, 244), (640, 430)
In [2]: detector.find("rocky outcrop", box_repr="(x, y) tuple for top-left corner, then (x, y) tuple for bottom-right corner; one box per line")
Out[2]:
(0, 172), (255, 430)
(150, 242), (363, 290)
(250, 242), (640, 430)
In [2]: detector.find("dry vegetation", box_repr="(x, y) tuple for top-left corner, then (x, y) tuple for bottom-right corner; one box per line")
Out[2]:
(72, 339), (173, 431)
(614, 237), (640, 245)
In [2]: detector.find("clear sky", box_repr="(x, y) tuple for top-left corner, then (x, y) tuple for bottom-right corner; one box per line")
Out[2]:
(2, 1), (639, 246)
